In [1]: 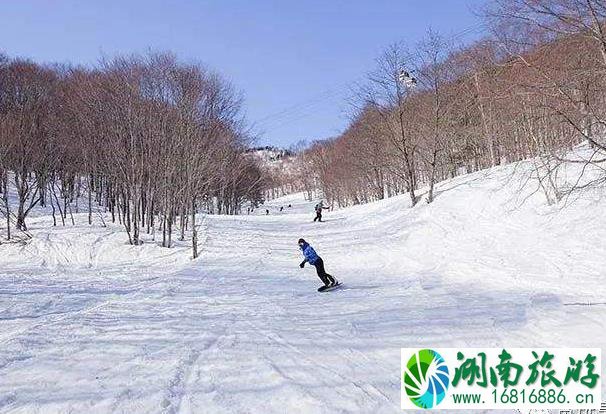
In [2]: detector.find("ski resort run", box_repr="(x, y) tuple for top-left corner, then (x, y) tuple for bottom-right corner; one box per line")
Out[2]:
(2, 1), (606, 412)
(0, 153), (605, 413)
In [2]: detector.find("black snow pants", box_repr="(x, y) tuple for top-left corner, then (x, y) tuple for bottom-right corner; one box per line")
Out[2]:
(313, 257), (335, 286)
(313, 211), (322, 222)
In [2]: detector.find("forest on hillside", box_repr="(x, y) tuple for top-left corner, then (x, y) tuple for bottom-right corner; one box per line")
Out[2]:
(0, 53), (266, 256)
(281, 0), (606, 207)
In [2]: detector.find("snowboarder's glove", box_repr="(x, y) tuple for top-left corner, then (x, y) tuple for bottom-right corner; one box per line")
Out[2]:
(299, 262), (305, 268)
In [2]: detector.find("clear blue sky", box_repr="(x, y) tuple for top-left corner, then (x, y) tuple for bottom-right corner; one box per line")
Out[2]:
(0, 0), (487, 148)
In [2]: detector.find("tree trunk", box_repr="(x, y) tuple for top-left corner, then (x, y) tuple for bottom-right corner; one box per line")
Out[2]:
(191, 198), (198, 259)
(2, 171), (10, 240)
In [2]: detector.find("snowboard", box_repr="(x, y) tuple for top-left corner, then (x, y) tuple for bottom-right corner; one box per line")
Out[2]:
(318, 282), (342, 292)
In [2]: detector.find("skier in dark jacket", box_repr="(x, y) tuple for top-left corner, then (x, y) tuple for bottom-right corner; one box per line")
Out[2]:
(298, 238), (337, 287)
(313, 201), (330, 222)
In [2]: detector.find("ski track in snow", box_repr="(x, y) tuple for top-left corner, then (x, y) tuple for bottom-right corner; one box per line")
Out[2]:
(1, 161), (605, 413)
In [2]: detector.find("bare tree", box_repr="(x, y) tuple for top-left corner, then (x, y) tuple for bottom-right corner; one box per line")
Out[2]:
(361, 43), (420, 206)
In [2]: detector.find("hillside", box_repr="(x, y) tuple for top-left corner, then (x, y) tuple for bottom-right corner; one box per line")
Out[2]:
(247, 146), (296, 173)
(0, 151), (605, 413)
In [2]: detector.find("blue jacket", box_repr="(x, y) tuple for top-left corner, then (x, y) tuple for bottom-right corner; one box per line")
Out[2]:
(300, 242), (320, 265)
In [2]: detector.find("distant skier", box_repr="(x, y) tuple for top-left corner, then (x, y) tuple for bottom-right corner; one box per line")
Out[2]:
(298, 238), (337, 289)
(313, 200), (330, 222)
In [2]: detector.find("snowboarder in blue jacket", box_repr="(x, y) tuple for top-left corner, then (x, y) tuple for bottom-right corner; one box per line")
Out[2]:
(298, 238), (336, 287)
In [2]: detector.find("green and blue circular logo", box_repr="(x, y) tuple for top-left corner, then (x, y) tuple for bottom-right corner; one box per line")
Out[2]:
(403, 349), (450, 409)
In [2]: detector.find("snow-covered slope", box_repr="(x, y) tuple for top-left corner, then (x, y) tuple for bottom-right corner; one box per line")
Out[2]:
(0, 154), (605, 414)
(247, 146), (297, 176)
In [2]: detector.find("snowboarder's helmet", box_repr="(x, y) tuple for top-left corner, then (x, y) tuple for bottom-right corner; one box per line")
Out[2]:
(298, 238), (306, 245)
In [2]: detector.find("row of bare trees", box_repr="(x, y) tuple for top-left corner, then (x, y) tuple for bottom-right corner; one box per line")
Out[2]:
(301, 0), (606, 208)
(0, 52), (265, 257)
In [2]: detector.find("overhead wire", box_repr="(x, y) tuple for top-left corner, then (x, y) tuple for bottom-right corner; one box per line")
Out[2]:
(254, 22), (489, 134)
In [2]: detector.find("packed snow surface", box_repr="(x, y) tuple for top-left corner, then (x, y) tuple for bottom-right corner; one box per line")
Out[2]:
(0, 158), (605, 413)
